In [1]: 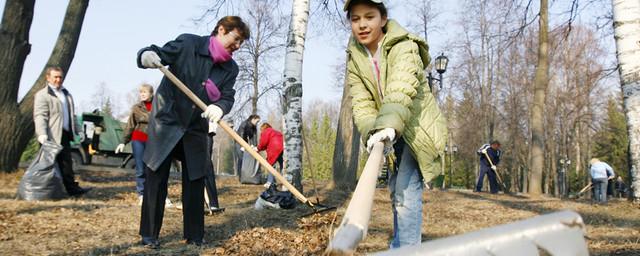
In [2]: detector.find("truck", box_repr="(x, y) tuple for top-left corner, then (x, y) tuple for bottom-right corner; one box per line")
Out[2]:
(70, 110), (135, 170)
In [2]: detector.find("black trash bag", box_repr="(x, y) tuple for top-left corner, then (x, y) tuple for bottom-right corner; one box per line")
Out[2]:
(239, 151), (263, 184)
(16, 141), (67, 200)
(255, 184), (297, 209)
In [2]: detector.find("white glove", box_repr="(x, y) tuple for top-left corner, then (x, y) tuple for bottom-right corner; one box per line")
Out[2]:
(240, 147), (245, 152)
(37, 135), (48, 144)
(115, 144), (125, 154)
(491, 165), (497, 171)
(366, 128), (396, 153)
(481, 148), (488, 154)
(201, 105), (223, 122)
(141, 51), (162, 68)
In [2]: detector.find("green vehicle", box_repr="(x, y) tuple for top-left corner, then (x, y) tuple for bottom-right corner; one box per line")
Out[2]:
(70, 110), (135, 169)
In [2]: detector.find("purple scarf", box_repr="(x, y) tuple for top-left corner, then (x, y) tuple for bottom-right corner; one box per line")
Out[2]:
(204, 36), (232, 102)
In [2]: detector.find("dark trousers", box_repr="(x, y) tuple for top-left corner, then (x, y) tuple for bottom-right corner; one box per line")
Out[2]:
(205, 135), (219, 207)
(57, 130), (79, 194)
(139, 140), (205, 242)
(475, 165), (499, 193)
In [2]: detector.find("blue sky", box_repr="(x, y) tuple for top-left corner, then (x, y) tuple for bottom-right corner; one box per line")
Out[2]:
(4, 0), (616, 117)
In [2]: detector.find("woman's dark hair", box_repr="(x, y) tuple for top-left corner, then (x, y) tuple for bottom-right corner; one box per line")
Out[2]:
(246, 114), (260, 122)
(346, 0), (388, 19)
(212, 16), (251, 40)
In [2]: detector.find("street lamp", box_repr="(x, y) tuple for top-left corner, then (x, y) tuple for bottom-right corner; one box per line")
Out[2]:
(428, 53), (449, 92)
(444, 143), (458, 188)
(559, 157), (571, 197)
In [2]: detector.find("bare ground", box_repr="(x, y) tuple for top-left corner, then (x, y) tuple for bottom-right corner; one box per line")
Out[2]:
(0, 168), (638, 255)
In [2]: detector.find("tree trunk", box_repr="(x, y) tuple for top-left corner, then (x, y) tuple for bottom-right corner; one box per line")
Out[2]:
(0, 0), (35, 172)
(0, 0), (90, 172)
(282, 0), (309, 192)
(330, 63), (360, 190)
(612, 0), (640, 200)
(528, 0), (549, 195)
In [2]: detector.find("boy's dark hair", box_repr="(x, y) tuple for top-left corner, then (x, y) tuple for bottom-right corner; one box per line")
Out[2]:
(346, 0), (388, 19)
(490, 140), (501, 146)
(212, 16), (251, 40)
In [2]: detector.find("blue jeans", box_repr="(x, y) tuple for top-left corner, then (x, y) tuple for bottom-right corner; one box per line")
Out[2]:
(592, 178), (608, 203)
(389, 143), (424, 249)
(132, 140), (146, 196)
(266, 153), (284, 184)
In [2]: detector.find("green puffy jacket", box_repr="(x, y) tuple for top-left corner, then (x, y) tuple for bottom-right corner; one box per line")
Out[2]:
(347, 20), (448, 183)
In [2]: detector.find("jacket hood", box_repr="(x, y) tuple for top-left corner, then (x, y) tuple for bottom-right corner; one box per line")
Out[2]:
(348, 19), (430, 67)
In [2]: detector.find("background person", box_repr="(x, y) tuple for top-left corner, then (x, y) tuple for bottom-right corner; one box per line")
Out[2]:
(256, 123), (284, 188)
(115, 84), (173, 207)
(34, 66), (91, 197)
(589, 158), (615, 204)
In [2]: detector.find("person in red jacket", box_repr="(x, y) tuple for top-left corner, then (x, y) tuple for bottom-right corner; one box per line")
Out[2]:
(256, 123), (284, 188)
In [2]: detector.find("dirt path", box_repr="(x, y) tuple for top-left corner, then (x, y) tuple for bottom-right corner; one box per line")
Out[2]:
(0, 169), (638, 255)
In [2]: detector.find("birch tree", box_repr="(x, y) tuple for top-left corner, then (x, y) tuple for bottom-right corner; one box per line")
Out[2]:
(282, 0), (310, 192)
(611, 0), (640, 200)
(0, 0), (90, 172)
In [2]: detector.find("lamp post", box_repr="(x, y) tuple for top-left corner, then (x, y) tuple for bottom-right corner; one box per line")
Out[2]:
(444, 143), (458, 188)
(559, 156), (570, 198)
(428, 53), (449, 93)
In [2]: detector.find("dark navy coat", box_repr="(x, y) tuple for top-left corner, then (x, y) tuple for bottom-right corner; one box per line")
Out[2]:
(138, 34), (238, 180)
(479, 147), (501, 168)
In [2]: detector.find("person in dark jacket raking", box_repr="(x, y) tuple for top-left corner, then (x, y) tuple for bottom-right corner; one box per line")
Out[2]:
(475, 140), (502, 194)
(135, 16), (249, 248)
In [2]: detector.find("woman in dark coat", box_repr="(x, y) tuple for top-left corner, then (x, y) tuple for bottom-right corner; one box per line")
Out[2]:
(135, 16), (250, 248)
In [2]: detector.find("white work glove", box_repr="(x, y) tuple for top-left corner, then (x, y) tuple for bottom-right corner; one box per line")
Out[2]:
(491, 165), (497, 171)
(115, 144), (125, 154)
(366, 128), (396, 154)
(141, 51), (162, 68)
(37, 135), (48, 144)
(481, 148), (488, 154)
(201, 104), (223, 122)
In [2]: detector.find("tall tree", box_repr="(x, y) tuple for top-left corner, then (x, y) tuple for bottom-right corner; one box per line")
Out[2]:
(611, 0), (640, 200)
(282, 0), (310, 192)
(331, 76), (360, 189)
(232, 0), (286, 117)
(0, 0), (90, 172)
(528, 0), (549, 195)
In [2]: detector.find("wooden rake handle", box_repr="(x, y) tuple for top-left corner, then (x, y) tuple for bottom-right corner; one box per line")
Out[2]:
(157, 66), (309, 205)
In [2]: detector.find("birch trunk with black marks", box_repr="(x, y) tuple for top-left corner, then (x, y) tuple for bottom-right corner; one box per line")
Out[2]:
(282, 0), (309, 192)
(611, 0), (640, 200)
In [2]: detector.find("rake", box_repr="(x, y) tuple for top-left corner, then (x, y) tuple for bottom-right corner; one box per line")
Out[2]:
(157, 66), (335, 215)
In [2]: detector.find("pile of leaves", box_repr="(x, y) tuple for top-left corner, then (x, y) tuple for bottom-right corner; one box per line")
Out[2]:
(205, 213), (335, 255)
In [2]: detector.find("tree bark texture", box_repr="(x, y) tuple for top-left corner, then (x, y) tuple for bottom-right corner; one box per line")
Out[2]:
(0, 0), (89, 172)
(528, 0), (549, 195)
(282, 0), (309, 192)
(331, 68), (360, 190)
(612, 0), (640, 200)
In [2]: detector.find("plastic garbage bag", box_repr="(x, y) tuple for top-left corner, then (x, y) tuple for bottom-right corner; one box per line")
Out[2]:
(16, 141), (67, 200)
